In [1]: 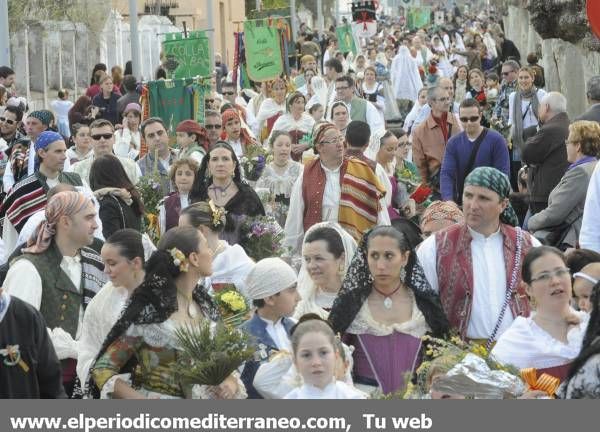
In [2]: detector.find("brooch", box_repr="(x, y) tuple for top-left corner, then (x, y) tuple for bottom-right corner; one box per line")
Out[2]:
(0, 345), (30, 372)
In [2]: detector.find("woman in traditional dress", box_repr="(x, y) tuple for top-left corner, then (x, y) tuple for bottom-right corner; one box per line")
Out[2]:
(77, 229), (146, 385)
(269, 92), (315, 161)
(329, 226), (450, 395)
(294, 222), (357, 320)
(158, 158), (198, 235)
(559, 281), (600, 398)
(256, 76), (288, 142)
(492, 246), (588, 382)
(220, 109), (256, 160)
(189, 142), (265, 245)
(358, 66), (384, 113)
(255, 132), (303, 227)
(89, 226), (244, 399)
(179, 201), (254, 297)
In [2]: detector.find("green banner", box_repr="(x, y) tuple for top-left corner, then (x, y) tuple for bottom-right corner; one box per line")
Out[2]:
(407, 7), (431, 30)
(336, 25), (357, 55)
(148, 79), (195, 135)
(162, 31), (211, 79)
(244, 21), (284, 82)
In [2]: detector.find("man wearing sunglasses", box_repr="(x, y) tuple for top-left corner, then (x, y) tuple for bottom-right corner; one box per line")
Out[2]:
(204, 110), (223, 147)
(440, 99), (510, 204)
(69, 119), (141, 186)
(492, 60), (520, 127)
(0, 106), (24, 150)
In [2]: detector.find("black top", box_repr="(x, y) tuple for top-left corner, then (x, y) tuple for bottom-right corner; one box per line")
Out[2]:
(92, 92), (121, 126)
(0, 295), (66, 398)
(98, 194), (142, 239)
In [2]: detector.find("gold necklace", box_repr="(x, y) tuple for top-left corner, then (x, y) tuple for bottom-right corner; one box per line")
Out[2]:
(177, 291), (198, 319)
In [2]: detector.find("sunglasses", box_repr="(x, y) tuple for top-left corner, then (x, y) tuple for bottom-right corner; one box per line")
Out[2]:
(205, 99), (215, 103)
(0, 117), (16, 125)
(222, 92), (235, 96)
(205, 124), (222, 130)
(459, 116), (480, 123)
(91, 133), (113, 141)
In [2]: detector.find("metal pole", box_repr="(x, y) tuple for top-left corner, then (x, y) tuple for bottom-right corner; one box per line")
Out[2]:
(290, 0), (297, 39)
(205, 0), (215, 73)
(128, 0), (142, 80)
(0, 0), (10, 66)
(58, 30), (63, 90)
(72, 32), (78, 98)
(317, 0), (324, 34)
(25, 26), (31, 103)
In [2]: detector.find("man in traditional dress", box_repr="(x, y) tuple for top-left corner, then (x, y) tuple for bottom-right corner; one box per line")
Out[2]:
(70, 119), (141, 185)
(4, 191), (107, 396)
(330, 76), (384, 133)
(0, 287), (66, 398)
(0, 131), (84, 253)
(417, 167), (541, 341)
(284, 122), (390, 252)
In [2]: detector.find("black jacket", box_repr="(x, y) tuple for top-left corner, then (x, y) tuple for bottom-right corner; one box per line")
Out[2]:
(576, 104), (600, 123)
(522, 112), (570, 214)
(98, 194), (142, 239)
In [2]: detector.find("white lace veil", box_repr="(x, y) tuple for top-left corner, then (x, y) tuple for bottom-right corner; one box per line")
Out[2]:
(294, 222), (358, 319)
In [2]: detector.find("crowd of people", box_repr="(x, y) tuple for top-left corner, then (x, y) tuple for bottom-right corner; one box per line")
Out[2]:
(1, 1), (600, 400)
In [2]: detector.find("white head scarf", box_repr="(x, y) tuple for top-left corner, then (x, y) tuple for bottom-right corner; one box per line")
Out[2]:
(246, 257), (297, 300)
(294, 222), (357, 319)
(390, 46), (423, 102)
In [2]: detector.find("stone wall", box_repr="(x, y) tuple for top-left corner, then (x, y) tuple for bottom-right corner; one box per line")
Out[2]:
(502, 3), (600, 118)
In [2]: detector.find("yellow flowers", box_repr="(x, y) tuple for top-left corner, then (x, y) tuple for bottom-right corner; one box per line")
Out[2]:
(221, 291), (246, 313)
(169, 247), (189, 273)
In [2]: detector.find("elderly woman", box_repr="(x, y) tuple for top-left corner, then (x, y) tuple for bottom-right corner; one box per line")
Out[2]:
(329, 226), (450, 395)
(255, 132), (303, 227)
(528, 121), (599, 250)
(559, 281), (600, 398)
(269, 92), (315, 161)
(419, 201), (464, 239)
(294, 222), (357, 320)
(492, 246), (589, 382)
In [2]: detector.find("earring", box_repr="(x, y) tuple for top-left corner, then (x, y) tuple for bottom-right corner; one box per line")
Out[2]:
(338, 265), (345, 277)
(400, 267), (407, 281)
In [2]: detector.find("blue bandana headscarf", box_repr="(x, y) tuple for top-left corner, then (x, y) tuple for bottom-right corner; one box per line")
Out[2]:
(464, 167), (519, 227)
(35, 131), (63, 152)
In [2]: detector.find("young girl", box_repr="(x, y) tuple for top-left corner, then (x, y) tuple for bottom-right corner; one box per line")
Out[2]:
(284, 314), (366, 399)
(159, 157), (199, 234)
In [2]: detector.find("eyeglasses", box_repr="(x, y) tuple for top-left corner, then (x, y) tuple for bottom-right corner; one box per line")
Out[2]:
(91, 133), (113, 141)
(0, 117), (16, 125)
(501, 70), (513, 76)
(530, 268), (571, 284)
(459, 116), (481, 123)
(222, 92), (235, 96)
(320, 136), (344, 145)
(205, 124), (222, 130)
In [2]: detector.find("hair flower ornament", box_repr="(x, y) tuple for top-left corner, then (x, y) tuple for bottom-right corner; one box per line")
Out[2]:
(170, 247), (189, 272)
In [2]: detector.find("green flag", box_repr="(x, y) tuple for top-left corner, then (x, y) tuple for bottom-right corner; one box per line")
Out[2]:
(162, 31), (212, 79)
(244, 21), (284, 82)
(148, 79), (194, 136)
(336, 25), (357, 55)
(407, 7), (431, 31)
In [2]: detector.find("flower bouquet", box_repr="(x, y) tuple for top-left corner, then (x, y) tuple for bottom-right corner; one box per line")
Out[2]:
(173, 321), (254, 387)
(240, 144), (268, 181)
(137, 173), (164, 244)
(239, 216), (288, 261)
(213, 286), (250, 328)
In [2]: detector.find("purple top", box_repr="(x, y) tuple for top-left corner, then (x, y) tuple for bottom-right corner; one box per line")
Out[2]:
(350, 331), (422, 394)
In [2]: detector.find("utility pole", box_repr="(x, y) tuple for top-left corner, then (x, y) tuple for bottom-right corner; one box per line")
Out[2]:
(317, 0), (324, 33)
(205, 0), (215, 73)
(0, 0), (10, 66)
(129, 0), (142, 80)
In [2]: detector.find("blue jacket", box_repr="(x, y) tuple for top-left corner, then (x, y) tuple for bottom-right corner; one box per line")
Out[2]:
(239, 313), (295, 399)
(440, 129), (510, 202)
